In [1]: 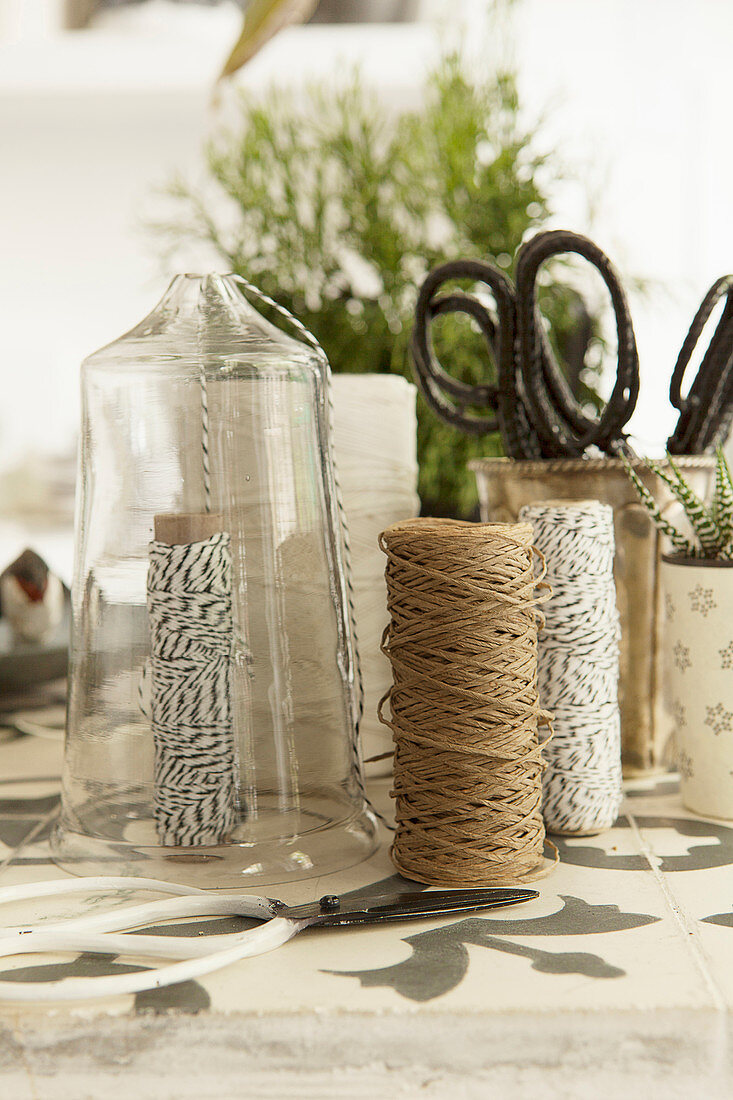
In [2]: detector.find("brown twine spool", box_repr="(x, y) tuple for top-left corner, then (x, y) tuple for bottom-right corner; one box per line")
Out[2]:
(378, 517), (552, 887)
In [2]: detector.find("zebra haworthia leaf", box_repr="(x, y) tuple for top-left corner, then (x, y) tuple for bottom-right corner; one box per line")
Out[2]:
(620, 455), (696, 557)
(625, 449), (733, 561)
(714, 446), (733, 559)
(649, 456), (722, 556)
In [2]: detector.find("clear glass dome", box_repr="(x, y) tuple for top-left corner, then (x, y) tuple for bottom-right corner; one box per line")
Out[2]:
(52, 274), (377, 886)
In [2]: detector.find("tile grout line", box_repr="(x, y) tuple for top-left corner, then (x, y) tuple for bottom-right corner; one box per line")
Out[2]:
(0, 805), (60, 876)
(626, 810), (727, 1014)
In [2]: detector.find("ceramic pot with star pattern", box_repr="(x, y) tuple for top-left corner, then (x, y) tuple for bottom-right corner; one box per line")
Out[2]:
(662, 555), (733, 820)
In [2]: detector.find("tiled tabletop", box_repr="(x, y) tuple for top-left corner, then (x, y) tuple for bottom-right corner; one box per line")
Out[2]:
(1, 726), (733, 1098)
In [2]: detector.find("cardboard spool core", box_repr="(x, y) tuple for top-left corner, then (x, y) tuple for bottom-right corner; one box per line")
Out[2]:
(154, 513), (225, 545)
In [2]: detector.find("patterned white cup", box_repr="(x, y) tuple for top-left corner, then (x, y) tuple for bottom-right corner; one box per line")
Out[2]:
(661, 557), (733, 820)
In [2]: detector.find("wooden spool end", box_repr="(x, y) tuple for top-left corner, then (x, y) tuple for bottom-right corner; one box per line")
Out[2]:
(154, 512), (225, 545)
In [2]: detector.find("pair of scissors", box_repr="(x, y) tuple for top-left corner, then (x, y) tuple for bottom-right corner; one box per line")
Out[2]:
(0, 876), (537, 1001)
(411, 229), (640, 459)
(412, 228), (733, 458)
(667, 274), (733, 454)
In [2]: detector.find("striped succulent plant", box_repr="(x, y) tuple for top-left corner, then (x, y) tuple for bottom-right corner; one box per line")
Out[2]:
(623, 447), (733, 560)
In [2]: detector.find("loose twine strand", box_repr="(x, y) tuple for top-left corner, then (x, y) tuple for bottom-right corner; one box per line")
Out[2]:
(229, 277), (378, 824)
(199, 368), (211, 514)
(519, 501), (623, 836)
(378, 518), (554, 886)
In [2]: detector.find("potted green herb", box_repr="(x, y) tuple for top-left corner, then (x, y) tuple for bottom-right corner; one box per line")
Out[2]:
(155, 53), (592, 518)
(626, 448), (733, 819)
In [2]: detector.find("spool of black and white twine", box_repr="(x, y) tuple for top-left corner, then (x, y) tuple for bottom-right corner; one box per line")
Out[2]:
(519, 500), (622, 835)
(147, 529), (237, 846)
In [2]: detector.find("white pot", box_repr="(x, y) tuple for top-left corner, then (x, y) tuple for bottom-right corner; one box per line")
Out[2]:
(661, 555), (733, 820)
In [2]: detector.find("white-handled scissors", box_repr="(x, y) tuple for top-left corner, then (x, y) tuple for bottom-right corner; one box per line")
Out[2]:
(0, 876), (537, 1001)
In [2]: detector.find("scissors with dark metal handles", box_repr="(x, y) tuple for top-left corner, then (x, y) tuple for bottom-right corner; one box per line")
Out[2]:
(0, 876), (538, 1001)
(411, 229), (640, 459)
(667, 274), (733, 454)
(411, 228), (733, 458)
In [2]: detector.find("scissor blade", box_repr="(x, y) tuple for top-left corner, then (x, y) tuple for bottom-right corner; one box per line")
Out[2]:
(281, 887), (538, 927)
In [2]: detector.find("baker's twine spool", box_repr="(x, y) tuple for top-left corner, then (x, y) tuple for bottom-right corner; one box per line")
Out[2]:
(519, 501), (622, 836)
(378, 518), (553, 886)
(147, 530), (237, 846)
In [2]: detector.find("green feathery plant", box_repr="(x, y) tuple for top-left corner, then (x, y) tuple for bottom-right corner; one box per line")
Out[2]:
(154, 51), (603, 516)
(623, 447), (733, 560)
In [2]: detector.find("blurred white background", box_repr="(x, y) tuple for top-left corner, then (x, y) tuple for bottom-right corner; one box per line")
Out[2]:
(1, 0), (732, 532)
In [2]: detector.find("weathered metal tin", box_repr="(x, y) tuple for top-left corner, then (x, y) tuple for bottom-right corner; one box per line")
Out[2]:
(470, 456), (715, 775)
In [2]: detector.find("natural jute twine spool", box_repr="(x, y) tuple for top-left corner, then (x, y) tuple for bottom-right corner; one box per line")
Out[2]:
(378, 518), (552, 886)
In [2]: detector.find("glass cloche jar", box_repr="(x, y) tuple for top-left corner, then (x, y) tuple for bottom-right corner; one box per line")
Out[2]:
(52, 274), (378, 886)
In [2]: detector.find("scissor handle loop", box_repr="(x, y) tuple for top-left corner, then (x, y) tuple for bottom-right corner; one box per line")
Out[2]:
(667, 275), (733, 454)
(410, 259), (516, 439)
(0, 918), (299, 1002)
(0, 877), (302, 1002)
(515, 229), (640, 457)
